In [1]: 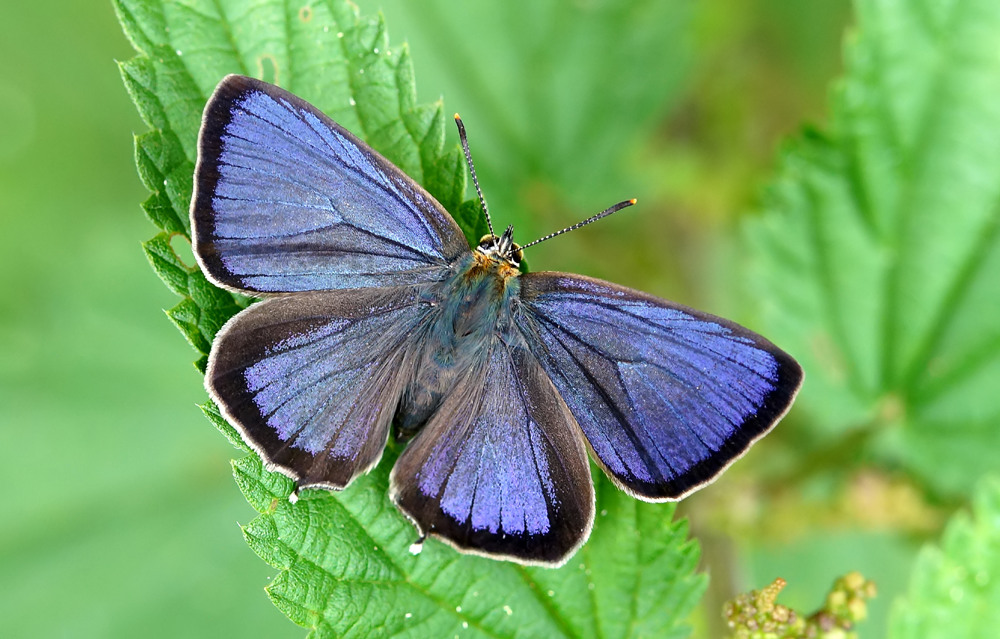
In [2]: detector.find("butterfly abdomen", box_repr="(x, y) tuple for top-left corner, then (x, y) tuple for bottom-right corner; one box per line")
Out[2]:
(395, 256), (521, 439)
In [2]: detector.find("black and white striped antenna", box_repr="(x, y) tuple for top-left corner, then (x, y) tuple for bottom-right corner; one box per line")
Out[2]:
(454, 115), (637, 253)
(519, 198), (637, 252)
(454, 114), (497, 249)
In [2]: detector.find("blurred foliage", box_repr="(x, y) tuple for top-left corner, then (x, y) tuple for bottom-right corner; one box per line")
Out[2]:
(888, 476), (1000, 638)
(747, 0), (1000, 498)
(0, 2), (300, 638)
(4, 0), (1000, 637)
(719, 1), (1000, 635)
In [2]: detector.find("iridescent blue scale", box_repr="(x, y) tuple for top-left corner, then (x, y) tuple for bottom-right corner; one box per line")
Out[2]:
(192, 75), (802, 566)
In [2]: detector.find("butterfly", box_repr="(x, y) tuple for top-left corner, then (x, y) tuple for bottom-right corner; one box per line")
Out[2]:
(191, 74), (803, 567)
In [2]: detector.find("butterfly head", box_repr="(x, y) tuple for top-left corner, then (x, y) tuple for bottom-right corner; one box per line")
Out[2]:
(476, 225), (523, 269)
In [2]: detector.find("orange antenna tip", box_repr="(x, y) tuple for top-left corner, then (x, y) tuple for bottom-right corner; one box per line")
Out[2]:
(629, 198), (637, 205)
(454, 113), (461, 120)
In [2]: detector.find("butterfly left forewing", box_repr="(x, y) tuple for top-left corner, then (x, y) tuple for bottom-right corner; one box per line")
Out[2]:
(389, 339), (594, 567)
(519, 272), (802, 501)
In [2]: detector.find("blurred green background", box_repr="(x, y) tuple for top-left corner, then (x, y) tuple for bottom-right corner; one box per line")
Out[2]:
(2, 1), (942, 637)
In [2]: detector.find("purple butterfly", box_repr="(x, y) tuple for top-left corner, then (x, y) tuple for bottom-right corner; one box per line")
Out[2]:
(191, 75), (802, 566)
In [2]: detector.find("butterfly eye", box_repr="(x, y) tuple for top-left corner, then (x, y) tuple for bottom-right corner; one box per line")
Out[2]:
(508, 243), (523, 267)
(476, 234), (497, 251)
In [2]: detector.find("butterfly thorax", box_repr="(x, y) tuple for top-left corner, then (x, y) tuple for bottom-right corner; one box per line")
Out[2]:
(395, 251), (523, 439)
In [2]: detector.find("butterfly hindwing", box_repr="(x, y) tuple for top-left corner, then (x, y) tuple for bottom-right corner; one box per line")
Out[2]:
(206, 286), (428, 489)
(519, 272), (803, 500)
(191, 74), (469, 294)
(389, 338), (595, 566)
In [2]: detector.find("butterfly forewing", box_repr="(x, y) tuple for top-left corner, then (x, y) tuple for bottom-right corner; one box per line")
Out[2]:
(191, 75), (468, 294)
(520, 272), (803, 500)
(389, 340), (595, 566)
(206, 286), (429, 489)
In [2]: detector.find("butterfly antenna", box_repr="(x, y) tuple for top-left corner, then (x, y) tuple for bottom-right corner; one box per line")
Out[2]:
(519, 198), (638, 252)
(455, 114), (497, 248)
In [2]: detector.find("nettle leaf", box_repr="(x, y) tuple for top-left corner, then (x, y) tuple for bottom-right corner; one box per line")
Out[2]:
(117, 0), (706, 635)
(888, 476), (1000, 638)
(746, 0), (1000, 494)
(236, 453), (702, 639)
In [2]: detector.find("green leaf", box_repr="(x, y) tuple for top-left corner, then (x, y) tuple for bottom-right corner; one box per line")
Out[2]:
(142, 232), (191, 297)
(165, 298), (212, 355)
(746, 0), (1000, 494)
(234, 450), (704, 638)
(454, 199), (491, 250)
(117, 0), (706, 635)
(200, 401), (251, 453)
(133, 130), (190, 233)
(888, 476), (1000, 638)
